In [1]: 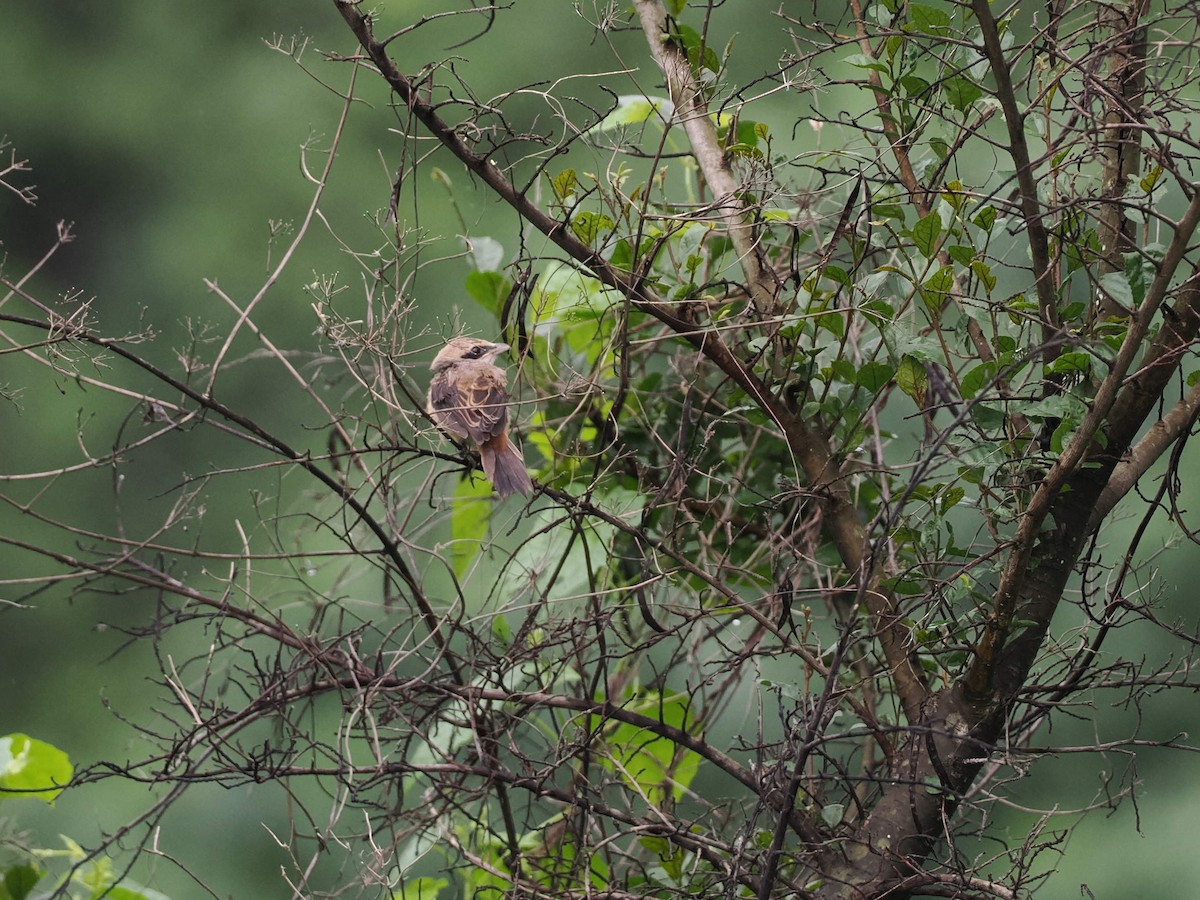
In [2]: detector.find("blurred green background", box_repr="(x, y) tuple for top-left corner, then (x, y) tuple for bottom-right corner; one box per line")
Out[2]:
(3, 2), (1200, 897)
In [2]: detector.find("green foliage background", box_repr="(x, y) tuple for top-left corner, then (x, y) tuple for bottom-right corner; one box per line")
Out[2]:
(2, 2), (1200, 896)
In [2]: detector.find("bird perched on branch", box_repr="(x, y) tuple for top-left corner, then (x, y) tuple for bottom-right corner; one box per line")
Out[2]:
(427, 337), (533, 498)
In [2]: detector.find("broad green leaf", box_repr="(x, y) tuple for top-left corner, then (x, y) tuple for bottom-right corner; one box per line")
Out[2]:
(921, 265), (955, 307)
(843, 53), (890, 73)
(1123, 250), (1154, 306)
(467, 236), (504, 272)
(856, 361), (895, 392)
(464, 270), (511, 316)
(392, 876), (448, 900)
(970, 259), (997, 292)
(1045, 351), (1092, 376)
(665, 0), (687, 15)
(549, 168), (577, 201)
(1098, 271), (1134, 310)
(0, 735), (72, 805)
(874, 202), (907, 222)
(823, 264), (851, 287)
(821, 803), (845, 827)
(85, 884), (171, 900)
(947, 244), (975, 267)
(910, 4), (952, 33)
(972, 205), (996, 232)
(460, 842), (512, 898)
(602, 692), (702, 807)
(639, 835), (686, 880)
(816, 311), (846, 338)
(571, 211), (615, 245)
(829, 358), (858, 386)
(1050, 416), (1080, 453)
(940, 485), (966, 512)
(940, 181), (967, 211)
(960, 360), (1000, 401)
(896, 355), (928, 407)
(1, 862), (43, 900)
(670, 24), (720, 74)
(608, 239), (634, 272)
(943, 76), (982, 112)
(591, 95), (673, 133)
(1019, 394), (1088, 421)
(913, 210), (942, 259)
(451, 477), (493, 578)
(1140, 165), (1163, 194)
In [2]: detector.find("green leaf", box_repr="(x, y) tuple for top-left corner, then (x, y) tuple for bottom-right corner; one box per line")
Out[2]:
(464, 270), (512, 316)
(609, 239), (634, 272)
(896, 355), (928, 407)
(2, 863), (44, 900)
(549, 168), (577, 201)
(921, 265), (955, 308)
(393, 877), (449, 900)
(591, 95), (673, 132)
(639, 835), (686, 880)
(874, 203), (907, 222)
(960, 360), (1000, 401)
(940, 180), (967, 211)
(856, 361), (895, 392)
(947, 244), (975, 267)
(970, 259), (997, 292)
(0, 735), (72, 805)
(912, 210), (943, 259)
(843, 53), (890, 73)
(1140, 165), (1163, 194)
(451, 477), (493, 578)
(571, 211), (615, 245)
(823, 264), (851, 287)
(942, 76), (982, 112)
(602, 693), (702, 807)
(900, 75), (932, 97)
(467, 236), (504, 272)
(1050, 415), (1080, 453)
(909, 3), (952, 33)
(829, 358), (858, 386)
(816, 311), (845, 338)
(671, 24), (720, 74)
(1098, 271), (1134, 310)
(939, 485), (965, 512)
(1123, 250), (1153, 306)
(972, 205), (996, 232)
(735, 119), (763, 147)
(821, 803), (845, 827)
(87, 884), (171, 900)
(665, 0), (686, 16)
(1020, 394), (1087, 421)
(1045, 351), (1092, 376)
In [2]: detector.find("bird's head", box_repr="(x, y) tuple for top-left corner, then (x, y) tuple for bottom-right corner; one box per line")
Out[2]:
(429, 337), (511, 371)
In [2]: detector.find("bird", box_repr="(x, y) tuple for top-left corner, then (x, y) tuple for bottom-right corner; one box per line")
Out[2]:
(426, 337), (533, 498)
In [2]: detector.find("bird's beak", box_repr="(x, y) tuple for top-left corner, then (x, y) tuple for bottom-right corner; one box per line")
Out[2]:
(491, 342), (510, 353)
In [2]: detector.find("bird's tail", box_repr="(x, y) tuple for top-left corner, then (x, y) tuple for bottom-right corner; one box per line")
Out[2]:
(480, 432), (533, 498)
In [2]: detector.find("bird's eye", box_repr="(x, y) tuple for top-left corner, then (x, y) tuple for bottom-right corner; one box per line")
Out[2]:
(466, 345), (486, 359)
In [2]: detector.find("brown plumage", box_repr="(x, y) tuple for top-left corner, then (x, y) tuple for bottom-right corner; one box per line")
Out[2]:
(427, 337), (533, 498)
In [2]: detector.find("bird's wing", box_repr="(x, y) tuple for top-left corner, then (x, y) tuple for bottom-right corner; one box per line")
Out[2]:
(430, 366), (509, 444)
